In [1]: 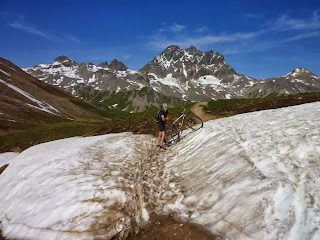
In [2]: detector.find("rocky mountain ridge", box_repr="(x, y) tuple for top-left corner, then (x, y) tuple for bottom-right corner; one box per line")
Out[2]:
(247, 67), (320, 97)
(23, 45), (320, 111)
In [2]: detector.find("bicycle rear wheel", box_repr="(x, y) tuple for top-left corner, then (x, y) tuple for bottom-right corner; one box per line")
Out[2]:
(187, 114), (203, 131)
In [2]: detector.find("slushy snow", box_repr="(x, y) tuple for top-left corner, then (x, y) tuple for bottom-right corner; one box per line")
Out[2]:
(0, 133), (154, 240)
(0, 102), (320, 240)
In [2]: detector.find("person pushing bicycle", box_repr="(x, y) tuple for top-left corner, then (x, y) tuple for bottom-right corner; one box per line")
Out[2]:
(155, 103), (169, 148)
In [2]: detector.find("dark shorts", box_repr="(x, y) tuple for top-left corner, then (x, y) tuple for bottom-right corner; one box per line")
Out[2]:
(158, 122), (165, 132)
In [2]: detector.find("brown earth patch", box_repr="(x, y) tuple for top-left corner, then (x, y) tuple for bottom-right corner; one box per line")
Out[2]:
(190, 102), (218, 122)
(124, 214), (222, 240)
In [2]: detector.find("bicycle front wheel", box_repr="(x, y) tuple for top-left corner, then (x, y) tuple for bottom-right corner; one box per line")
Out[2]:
(187, 114), (203, 131)
(165, 124), (180, 145)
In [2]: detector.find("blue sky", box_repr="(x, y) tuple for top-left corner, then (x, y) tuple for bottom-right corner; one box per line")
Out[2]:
(0, 0), (319, 79)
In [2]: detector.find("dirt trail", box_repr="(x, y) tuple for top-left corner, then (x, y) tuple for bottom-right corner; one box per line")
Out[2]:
(122, 144), (220, 240)
(80, 134), (219, 240)
(190, 102), (218, 122)
(127, 213), (221, 240)
(125, 144), (219, 240)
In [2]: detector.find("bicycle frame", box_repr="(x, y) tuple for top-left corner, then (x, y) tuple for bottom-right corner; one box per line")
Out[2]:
(171, 108), (187, 134)
(165, 108), (203, 145)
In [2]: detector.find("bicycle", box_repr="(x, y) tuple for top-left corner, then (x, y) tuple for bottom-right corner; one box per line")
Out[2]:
(165, 108), (203, 145)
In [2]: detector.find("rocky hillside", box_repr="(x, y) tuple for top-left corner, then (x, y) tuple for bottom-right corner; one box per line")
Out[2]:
(24, 45), (320, 111)
(24, 55), (185, 112)
(0, 57), (110, 134)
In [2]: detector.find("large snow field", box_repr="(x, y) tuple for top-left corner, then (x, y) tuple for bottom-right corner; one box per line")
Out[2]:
(0, 102), (320, 240)
(161, 102), (320, 239)
(0, 134), (155, 240)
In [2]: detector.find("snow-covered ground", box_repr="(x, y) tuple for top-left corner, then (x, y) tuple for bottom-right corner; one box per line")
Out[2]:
(0, 102), (320, 240)
(161, 102), (320, 240)
(0, 134), (155, 240)
(0, 152), (19, 168)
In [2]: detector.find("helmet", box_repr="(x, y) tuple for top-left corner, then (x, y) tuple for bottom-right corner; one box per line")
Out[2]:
(163, 103), (168, 108)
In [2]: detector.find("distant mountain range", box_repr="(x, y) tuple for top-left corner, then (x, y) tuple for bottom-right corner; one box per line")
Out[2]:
(16, 45), (320, 111)
(0, 57), (109, 134)
(247, 67), (320, 97)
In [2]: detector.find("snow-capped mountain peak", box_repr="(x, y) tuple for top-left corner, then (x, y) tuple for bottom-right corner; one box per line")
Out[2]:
(247, 67), (320, 97)
(137, 46), (251, 100)
(23, 45), (320, 110)
(23, 46), (257, 103)
(283, 68), (318, 80)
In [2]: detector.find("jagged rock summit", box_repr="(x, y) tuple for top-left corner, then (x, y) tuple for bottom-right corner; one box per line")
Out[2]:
(109, 59), (128, 71)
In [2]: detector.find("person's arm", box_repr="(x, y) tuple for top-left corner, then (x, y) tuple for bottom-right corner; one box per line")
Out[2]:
(161, 114), (166, 121)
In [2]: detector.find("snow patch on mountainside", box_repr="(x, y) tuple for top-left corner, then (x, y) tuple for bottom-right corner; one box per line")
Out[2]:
(151, 74), (185, 93)
(0, 69), (11, 76)
(0, 79), (60, 115)
(198, 75), (221, 85)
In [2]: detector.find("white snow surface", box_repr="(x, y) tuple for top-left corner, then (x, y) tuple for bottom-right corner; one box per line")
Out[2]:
(1, 102), (320, 240)
(0, 133), (154, 240)
(0, 152), (19, 168)
(160, 102), (320, 240)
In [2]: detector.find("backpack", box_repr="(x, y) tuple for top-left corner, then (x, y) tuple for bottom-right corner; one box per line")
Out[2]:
(154, 111), (161, 123)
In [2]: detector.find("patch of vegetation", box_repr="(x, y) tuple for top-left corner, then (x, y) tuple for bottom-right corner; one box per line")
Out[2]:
(89, 88), (189, 116)
(69, 98), (112, 118)
(91, 103), (194, 136)
(0, 121), (108, 153)
(90, 90), (134, 114)
(33, 80), (71, 98)
(204, 92), (320, 117)
(248, 89), (283, 98)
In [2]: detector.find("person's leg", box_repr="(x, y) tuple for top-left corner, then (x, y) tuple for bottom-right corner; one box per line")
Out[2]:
(157, 131), (161, 145)
(160, 131), (165, 146)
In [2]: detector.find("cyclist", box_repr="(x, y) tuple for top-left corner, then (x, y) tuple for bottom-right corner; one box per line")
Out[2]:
(156, 103), (169, 148)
